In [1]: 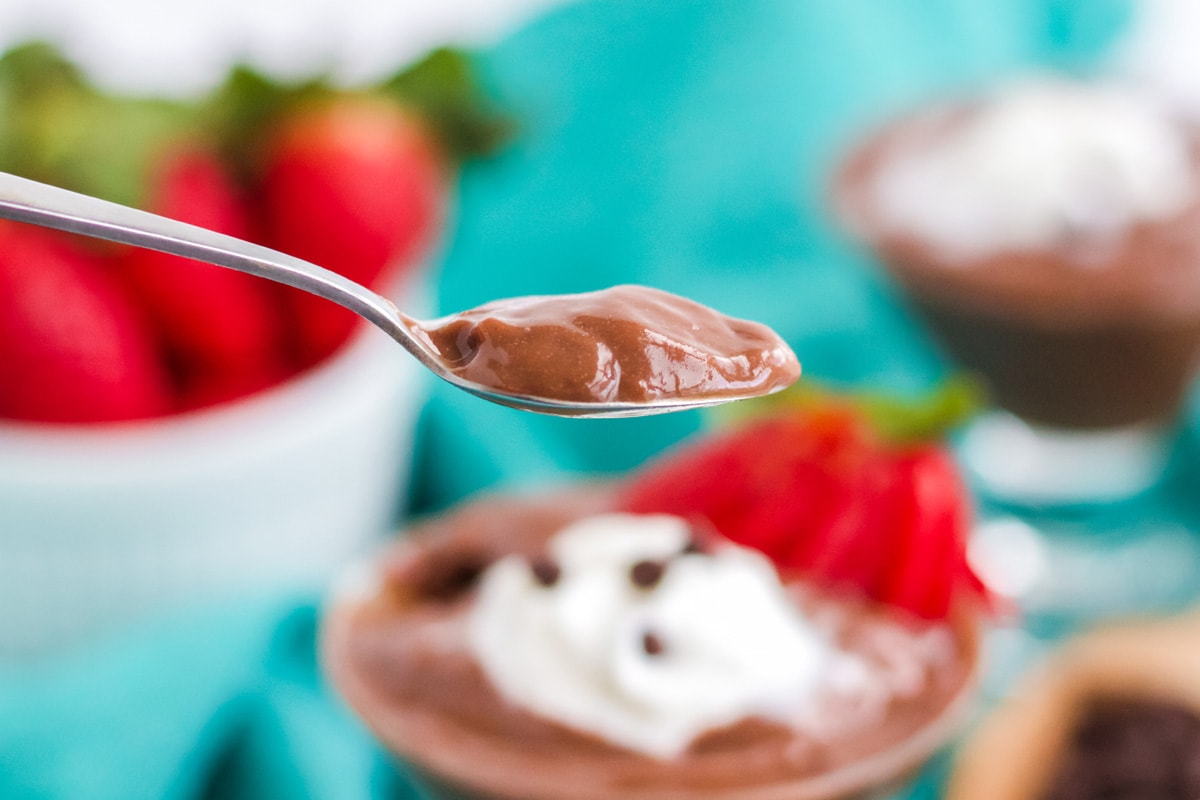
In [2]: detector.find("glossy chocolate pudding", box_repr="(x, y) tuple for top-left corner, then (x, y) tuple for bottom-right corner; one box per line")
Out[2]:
(835, 88), (1200, 429)
(1041, 697), (1200, 800)
(408, 285), (800, 405)
(323, 490), (979, 800)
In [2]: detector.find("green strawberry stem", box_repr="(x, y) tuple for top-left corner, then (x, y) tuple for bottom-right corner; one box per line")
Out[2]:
(715, 376), (986, 447)
(379, 48), (516, 160)
(207, 48), (513, 180)
(0, 41), (512, 211)
(0, 42), (196, 208)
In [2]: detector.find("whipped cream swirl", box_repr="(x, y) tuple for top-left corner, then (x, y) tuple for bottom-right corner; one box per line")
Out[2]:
(467, 514), (831, 758)
(869, 76), (1195, 259)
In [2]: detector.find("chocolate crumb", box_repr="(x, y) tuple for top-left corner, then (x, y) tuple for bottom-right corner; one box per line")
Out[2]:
(529, 556), (561, 588)
(642, 631), (665, 656)
(630, 559), (666, 589)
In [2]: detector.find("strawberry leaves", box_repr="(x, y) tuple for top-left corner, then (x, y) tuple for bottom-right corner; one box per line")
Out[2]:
(380, 48), (515, 161)
(205, 49), (511, 181)
(0, 43), (194, 208)
(718, 376), (984, 446)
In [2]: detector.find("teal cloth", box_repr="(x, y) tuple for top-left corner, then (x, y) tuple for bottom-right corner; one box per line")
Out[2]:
(1, 2), (1137, 798)
(413, 0), (1132, 512)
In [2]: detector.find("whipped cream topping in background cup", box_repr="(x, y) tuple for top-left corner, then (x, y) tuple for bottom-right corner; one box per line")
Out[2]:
(469, 513), (965, 761)
(866, 75), (1195, 260)
(1118, 0), (1200, 125)
(469, 514), (834, 758)
(0, 274), (428, 660)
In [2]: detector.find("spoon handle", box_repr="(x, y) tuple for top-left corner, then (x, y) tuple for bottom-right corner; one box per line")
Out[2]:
(0, 170), (418, 350)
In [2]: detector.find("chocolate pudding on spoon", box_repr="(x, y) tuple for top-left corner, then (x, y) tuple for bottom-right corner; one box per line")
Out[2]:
(406, 284), (801, 411)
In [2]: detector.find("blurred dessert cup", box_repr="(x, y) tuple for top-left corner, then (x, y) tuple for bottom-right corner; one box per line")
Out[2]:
(835, 75), (1200, 504)
(324, 490), (984, 800)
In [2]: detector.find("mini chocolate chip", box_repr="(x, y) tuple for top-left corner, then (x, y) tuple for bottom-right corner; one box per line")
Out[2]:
(529, 556), (561, 588)
(415, 552), (489, 602)
(642, 631), (665, 656)
(630, 559), (666, 589)
(681, 537), (708, 556)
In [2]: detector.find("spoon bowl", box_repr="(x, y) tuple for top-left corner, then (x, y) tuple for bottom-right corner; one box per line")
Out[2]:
(449, 383), (748, 419)
(0, 172), (797, 417)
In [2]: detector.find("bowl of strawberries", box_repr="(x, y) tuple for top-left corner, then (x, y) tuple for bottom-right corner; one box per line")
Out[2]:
(0, 44), (506, 658)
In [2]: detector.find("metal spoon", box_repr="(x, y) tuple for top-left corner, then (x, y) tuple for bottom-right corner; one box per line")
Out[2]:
(0, 171), (783, 418)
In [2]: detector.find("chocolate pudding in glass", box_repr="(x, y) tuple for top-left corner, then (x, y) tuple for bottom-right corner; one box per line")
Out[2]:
(323, 491), (982, 800)
(835, 76), (1200, 504)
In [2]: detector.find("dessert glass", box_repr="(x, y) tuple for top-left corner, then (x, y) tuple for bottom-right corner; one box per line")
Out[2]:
(834, 76), (1200, 626)
(834, 78), (1200, 506)
(323, 490), (983, 800)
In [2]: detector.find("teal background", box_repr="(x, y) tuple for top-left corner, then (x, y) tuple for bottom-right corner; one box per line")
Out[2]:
(0, 1), (1151, 798)
(413, 0), (1131, 512)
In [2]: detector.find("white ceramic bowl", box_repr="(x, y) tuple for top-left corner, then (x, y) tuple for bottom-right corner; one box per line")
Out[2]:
(0, 282), (428, 659)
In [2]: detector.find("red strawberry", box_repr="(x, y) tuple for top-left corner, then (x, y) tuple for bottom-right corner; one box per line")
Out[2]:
(258, 97), (444, 364)
(622, 408), (872, 562)
(795, 452), (895, 588)
(116, 143), (288, 408)
(620, 395), (987, 621)
(0, 221), (170, 423)
(874, 445), (971, 619)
